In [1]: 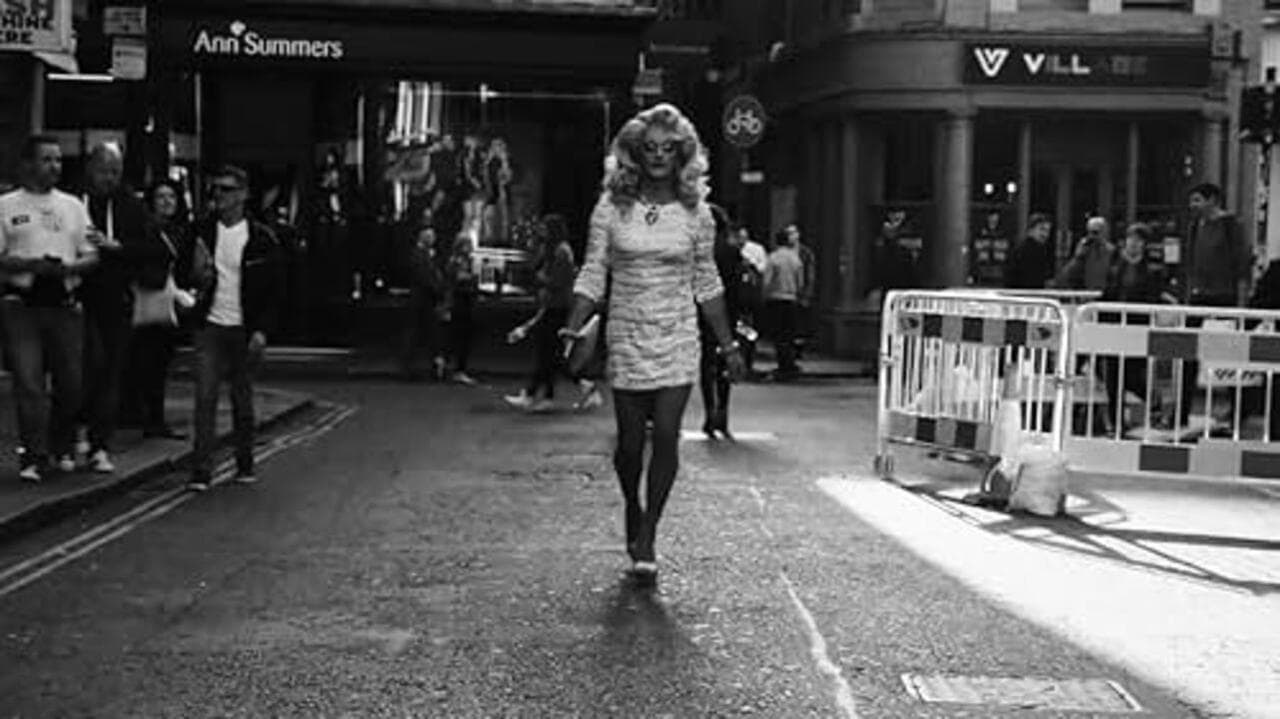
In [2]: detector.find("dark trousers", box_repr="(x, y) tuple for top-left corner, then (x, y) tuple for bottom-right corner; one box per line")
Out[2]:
(1180, 293), (1238, 426)
(0, 299), (83, 462)
(192, 325), (256, 480)
(82, 306), (131, 452)
(1102, 356), (1149, 433)
(400, 290), (441, 376)
(699, 337), (731, 425)
(450, 292), (475, 373)
(126, 325), (179, 431)
(529, 307), (568, 399)
(765, 299), (799, 374)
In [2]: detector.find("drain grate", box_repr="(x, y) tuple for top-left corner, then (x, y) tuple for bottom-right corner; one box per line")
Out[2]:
(901, 674), (1144, 713)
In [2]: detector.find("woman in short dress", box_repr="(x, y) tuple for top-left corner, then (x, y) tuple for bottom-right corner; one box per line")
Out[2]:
(563, 103), (745, 584)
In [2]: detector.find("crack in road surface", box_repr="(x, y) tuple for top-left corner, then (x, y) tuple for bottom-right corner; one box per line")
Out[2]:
(748, 486), (860, 719)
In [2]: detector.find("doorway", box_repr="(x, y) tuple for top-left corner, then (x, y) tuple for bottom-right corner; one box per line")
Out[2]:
(1031, 163), (1121, 262)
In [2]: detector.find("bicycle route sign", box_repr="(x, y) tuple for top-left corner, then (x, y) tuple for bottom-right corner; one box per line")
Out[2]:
(723, 95), (767, 149)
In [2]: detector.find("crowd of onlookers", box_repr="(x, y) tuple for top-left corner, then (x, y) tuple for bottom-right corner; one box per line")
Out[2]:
(1, 135), (284, 489)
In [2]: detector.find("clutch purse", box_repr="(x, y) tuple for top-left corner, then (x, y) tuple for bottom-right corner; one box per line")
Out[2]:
(563, 313), (601, 376)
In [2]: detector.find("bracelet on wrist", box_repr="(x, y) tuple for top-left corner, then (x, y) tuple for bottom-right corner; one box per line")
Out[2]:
(716, 340), (741, 357)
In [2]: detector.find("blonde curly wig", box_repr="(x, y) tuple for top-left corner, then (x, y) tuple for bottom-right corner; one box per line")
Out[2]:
(601, 103), (710, 211)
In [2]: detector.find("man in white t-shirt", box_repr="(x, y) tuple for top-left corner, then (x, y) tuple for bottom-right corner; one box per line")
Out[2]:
(0, 135), (99, 482)
(180, 165), (284, 492)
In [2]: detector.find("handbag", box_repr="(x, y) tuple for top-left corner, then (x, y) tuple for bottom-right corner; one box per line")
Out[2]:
(131, 230), (180, 328)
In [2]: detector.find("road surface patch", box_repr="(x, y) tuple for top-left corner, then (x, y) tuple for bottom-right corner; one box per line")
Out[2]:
(901, 674), (1142, 712)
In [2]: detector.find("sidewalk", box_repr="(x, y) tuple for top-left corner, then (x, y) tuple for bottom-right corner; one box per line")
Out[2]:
(180, 340), (874, 381)
(0, 379), (314, 542)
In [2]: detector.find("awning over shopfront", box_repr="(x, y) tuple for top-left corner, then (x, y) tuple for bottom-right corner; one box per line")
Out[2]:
(158, 2), (656, 80)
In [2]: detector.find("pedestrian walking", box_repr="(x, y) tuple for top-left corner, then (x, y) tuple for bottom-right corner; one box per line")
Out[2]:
(180, 165), (285, 492)
(1004, 213), (1055, 290)
(124, 179), (195, 440)
(400, 212), (448, 381)
(1178, 181), (1252, 430)
(1099, 222), (1171, 435)
(562, 103), (745, 584)
(77, 143), (156, 473)
(763, 227), (805, 380)
(0, 134), (99, 482)
(505, 213), (579, 412)
(1055, 215), (1116, 292)
(446, 234), (479, 386)
(699, 205), (744, 438)
(786, 224), (816, 360)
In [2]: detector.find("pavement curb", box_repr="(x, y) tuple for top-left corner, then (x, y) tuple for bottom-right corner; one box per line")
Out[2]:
(0, 389), (317, 544)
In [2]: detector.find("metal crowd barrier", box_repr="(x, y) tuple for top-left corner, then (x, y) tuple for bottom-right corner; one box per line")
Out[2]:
(875, 290), (1071, 478)
(876, 291), (1280, 485)
(1067, 302), (1280, 482)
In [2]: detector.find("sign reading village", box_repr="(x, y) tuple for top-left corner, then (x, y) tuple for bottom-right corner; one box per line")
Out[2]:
(191, 19), (344, 61)
(1, 0), (73, 53)
(964, 43), (1209, 88)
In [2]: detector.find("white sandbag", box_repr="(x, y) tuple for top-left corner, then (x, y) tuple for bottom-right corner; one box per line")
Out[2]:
(1007, 441), (1068, 517)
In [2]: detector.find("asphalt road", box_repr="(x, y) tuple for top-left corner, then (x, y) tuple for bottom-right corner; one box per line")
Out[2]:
(0, 377), (1199, 718)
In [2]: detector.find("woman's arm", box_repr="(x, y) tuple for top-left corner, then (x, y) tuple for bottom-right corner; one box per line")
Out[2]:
(564, 200), (611, 334)
(691, 207), (733, 349)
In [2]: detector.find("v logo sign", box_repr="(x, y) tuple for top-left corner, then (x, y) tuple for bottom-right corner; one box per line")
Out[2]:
(973, 47), (1010, 79)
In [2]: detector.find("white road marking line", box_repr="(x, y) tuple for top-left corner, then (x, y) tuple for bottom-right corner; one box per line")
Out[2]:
(0, 404), (356, 600)
(817, 476), (1280, 719)
(747, 485), (859, 718)
(681, 430), (777, 442)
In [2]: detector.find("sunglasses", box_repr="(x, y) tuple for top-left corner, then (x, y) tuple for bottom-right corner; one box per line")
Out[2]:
(642, 140), (678, 156)
(210, 183), (243, 193)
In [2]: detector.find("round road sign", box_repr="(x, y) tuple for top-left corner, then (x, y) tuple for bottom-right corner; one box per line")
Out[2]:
(723, 95), (767, 149)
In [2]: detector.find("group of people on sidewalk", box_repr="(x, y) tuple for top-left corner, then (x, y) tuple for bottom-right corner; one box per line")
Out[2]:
(399, 204), (481, 386)
(0, 136), (283, 490)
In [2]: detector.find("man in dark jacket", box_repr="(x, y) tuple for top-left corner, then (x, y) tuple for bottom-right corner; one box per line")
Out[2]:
(178, 165), (285, 491)
(77, 143), (167, 474)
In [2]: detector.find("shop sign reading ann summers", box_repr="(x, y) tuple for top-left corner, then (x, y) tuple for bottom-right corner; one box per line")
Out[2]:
(192, 19), (344, 60)
(963, 42), (1209, 88)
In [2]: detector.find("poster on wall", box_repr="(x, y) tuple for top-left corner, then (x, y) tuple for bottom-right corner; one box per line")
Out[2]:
(1, 0), (74, 53)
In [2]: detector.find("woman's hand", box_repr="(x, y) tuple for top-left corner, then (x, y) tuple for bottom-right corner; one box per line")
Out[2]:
(719, 343), (747, 383)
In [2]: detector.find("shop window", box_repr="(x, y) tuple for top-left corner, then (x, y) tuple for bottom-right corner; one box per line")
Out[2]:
(882, 118), (933, 203)
(1015, 0), (1088, 10)
(1121, 0), (1191, 9)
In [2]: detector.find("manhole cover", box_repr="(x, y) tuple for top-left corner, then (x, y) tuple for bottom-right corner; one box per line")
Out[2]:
(901, 674), (1143, 713)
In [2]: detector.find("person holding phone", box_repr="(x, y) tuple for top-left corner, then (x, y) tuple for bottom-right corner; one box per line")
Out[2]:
(561, 103), (745, 585)
(0, 135), (99, 482)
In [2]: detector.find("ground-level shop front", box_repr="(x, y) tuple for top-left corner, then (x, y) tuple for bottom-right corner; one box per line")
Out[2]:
(736, 35), (1234, 360)
(148, 3), (652, 344)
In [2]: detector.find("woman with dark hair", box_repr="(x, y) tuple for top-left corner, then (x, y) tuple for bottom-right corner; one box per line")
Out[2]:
(124, 179), (194, 438)
(698, 205), (743, 438)
(505, 213), (577, 411)
(562, 103), (745, 585)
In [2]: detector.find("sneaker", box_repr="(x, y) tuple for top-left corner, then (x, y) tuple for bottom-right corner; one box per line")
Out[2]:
(575, 388), (604, 411)
(233, 472), (259, 485)
(187, 477), (210, 492)
(89, 449), (115, 474)
(452, 371), (478, 386)
(503, 392), (533, 409)
(528, 398), (556, 413)
(18, 464), (42, 484)
(55, 455), (76, 473)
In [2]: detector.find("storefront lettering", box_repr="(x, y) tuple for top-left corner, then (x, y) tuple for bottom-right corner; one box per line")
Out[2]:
(0, 3), (53, 46)
(193, 20), (344, 60)
(965, 43), (1206, 87)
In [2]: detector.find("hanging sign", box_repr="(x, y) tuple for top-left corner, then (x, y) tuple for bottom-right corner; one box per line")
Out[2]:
(0, 0), (74, 53)
(110, 37), (147, 80)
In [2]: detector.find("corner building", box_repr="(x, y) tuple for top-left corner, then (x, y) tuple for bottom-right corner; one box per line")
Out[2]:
(723, 0), (1265, 360)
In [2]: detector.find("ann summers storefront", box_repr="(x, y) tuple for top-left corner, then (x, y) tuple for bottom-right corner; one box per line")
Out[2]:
(153, 2), (653, 344)
(742, 34), (1229, 360)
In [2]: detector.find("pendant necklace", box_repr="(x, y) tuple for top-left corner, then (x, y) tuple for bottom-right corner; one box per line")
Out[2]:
(643, 201), (661, 226)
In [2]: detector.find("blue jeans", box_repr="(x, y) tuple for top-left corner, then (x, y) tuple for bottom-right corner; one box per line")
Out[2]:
(191, 325), (257, 480)
(0, 298), (84, 463)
